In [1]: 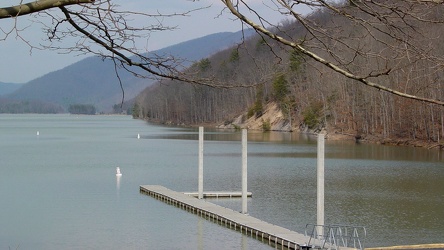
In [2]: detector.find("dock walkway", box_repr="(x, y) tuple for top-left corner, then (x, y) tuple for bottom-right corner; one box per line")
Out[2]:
(140, 185), (311, 249)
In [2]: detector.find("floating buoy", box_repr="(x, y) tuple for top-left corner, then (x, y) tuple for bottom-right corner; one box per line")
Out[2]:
(116, 167), (122, 176)
(36, 131), (40, 136)
(137, 133), (140, 139)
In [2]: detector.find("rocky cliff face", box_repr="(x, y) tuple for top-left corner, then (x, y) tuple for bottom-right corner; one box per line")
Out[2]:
(217, 102), (292, 131)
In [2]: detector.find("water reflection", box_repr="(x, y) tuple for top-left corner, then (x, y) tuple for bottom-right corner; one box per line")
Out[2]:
(198, 217), (203, 250)
(143, 127), (318, 143)
(326, 142), (443, 162)
(242, 233), (248, 249)
(144, 126), (442, 162)
(116, 175), (121, 198)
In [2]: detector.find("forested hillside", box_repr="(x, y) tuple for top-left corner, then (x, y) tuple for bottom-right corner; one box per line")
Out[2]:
(134, 3), (444, 149)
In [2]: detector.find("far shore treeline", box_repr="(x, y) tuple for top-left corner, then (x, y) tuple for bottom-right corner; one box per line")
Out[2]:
(68, 104), (96, 115)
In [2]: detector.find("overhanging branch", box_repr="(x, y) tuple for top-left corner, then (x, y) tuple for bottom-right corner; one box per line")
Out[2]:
(0, 0), (94, 19)
(56, 5), (261, 89)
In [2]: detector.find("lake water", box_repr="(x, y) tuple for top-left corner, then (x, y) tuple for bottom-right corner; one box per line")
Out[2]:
(0, 114), (443, 249)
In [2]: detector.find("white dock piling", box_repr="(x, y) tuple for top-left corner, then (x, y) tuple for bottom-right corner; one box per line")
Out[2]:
(198, 127), (204, 199)
(242, 129), (248, 214)
(317, 134), (325, 236)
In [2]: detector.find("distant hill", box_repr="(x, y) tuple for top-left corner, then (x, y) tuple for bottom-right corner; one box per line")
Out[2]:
(0, 82), (22, 96)
(6, 30), (253, 113)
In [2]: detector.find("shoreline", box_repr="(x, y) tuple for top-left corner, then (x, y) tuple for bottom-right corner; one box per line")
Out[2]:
(140, 117), (444, 151)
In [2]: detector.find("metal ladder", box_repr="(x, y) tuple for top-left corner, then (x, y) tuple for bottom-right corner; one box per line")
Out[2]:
(303, 224), (367, 250)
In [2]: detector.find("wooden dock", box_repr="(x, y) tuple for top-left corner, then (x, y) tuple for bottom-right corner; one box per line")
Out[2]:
(140, 185), (311, 249)
(184, 191), (252, 198)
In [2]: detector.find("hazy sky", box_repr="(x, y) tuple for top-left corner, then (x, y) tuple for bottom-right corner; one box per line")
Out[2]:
(0, 0), (290, 84)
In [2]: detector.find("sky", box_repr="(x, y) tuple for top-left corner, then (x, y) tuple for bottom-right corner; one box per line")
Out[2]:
(0, 0), (293, 84)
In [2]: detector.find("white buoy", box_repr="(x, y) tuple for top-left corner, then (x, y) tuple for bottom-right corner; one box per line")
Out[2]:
(137, 133), (140, 139)
(116, 167), (122, 176)
(37, 131), (40, 136)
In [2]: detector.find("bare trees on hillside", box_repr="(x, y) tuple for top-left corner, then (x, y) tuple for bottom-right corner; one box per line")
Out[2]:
(134, 1), (444, 144)
(135, 43), (261, 124)
(221, 0), (444, 106)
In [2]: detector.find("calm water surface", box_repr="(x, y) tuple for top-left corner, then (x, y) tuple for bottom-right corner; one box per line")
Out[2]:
(0, 114), (442, 249)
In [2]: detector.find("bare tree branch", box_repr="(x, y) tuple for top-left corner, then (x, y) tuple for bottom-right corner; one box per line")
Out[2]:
(0, 0), (94, 19)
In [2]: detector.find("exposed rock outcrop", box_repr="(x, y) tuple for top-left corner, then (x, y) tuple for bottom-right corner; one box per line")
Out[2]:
(217, 102), (292, 131)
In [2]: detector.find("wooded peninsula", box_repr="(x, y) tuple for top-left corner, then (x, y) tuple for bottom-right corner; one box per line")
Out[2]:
(133, 3), (444, 150)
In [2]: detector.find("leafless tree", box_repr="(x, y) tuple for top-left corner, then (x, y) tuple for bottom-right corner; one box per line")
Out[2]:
(221, 0), (444, 106)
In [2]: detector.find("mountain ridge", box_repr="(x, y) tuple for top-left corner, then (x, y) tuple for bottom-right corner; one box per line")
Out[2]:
(4, 30), (253, 113)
